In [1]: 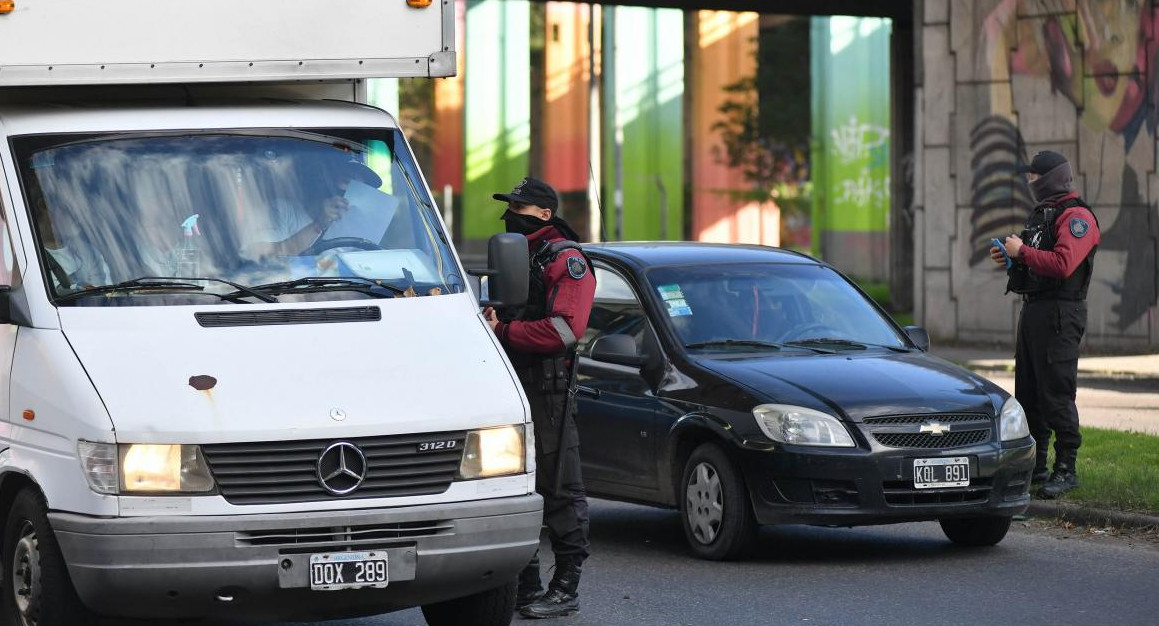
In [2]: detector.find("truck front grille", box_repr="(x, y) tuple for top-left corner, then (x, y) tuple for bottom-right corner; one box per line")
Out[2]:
(202, 432), (466, 505)
(236, 520), (454, 549)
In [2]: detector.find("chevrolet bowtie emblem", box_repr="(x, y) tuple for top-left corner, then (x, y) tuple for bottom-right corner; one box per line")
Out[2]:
(919, 421), (951, 436)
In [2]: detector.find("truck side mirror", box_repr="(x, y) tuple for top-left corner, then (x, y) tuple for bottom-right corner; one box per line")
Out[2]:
(469, 233), (528, 309)
(0, 286), (32, 327)
(904, 325), (930, 352)
(590, 334), (646, 367)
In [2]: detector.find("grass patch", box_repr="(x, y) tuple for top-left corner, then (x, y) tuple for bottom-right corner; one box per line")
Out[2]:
(1046, 427), (1159, 513)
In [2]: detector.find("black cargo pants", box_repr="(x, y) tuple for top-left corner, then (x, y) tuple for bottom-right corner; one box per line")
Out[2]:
(526, 388), (590, 560)
(1015, 298), (1085, 468)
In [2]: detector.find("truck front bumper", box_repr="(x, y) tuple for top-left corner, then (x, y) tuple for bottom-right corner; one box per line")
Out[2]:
(49, 494), (542, 621)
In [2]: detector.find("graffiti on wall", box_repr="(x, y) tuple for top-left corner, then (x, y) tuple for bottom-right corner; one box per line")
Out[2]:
(970, 0), (1158, 332)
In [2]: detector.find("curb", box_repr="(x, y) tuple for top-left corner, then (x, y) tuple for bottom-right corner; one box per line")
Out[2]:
(1026, 500), (1159, 531)
(959, 364), (1159, 389)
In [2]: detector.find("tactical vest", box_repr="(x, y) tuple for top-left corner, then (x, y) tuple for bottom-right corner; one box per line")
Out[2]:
(504, 239), (592, 392)
(1006, 198), (1098, 300)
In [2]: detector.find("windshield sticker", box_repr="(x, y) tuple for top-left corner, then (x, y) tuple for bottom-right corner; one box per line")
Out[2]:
(657, 284), (693, 317)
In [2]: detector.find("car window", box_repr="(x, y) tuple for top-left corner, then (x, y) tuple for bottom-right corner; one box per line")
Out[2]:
(578, 266), (650, 357)
(645, 263), (906, 349)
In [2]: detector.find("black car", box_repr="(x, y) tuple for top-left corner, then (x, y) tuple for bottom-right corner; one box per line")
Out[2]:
(572, 243), (1035, 560)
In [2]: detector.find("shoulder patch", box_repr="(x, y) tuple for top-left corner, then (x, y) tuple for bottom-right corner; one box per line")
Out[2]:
(1069, 217), (1090, 238)
(566, 255), (588, 280)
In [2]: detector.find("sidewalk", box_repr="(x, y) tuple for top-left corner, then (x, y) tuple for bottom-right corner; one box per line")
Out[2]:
(931, 344), (1159, 383)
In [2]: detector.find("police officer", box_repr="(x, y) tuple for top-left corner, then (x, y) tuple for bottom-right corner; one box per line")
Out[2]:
(990, 150), (1100, 499)
(483, 176), (596, 619)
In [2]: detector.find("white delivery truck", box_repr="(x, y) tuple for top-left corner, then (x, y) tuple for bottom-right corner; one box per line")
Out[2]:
(0, 1), (541, 624)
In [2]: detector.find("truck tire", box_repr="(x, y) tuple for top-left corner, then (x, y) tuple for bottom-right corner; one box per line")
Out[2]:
(939, 515), (1013, 547)
(2, 488), (97, 626)
(421, 580), (516, 626)
(679, 442), (757, 560)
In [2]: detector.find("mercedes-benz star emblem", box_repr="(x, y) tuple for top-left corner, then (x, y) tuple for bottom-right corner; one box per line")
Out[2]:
(329, 408), (347, 422)
(919, 421), (951, 436)
(316, 442), (367, 495)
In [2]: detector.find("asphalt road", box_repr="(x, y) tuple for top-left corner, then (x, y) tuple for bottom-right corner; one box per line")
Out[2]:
(186, 498), (1159, 626)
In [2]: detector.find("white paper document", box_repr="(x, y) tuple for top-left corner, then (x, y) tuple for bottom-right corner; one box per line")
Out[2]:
(324, 180), (399, 242)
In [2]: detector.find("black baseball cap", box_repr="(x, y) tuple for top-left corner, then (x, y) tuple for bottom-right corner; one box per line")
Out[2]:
(339, 159), (383, 188)
(493, 176), (559, 212)
(1017, 150), (1069, 175)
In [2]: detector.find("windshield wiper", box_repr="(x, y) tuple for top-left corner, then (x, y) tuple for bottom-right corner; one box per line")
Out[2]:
(684, 339), (783, 351)
(784, 338), (869, 350)
(55, 276), (275, 304)
(238, 276), (408, 299)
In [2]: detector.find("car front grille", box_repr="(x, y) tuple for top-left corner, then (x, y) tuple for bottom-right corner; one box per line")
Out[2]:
(882, 478), (993, 506)
(862, 412), (993, 450)
(202, 432), (467, 505)
(873, 429), (991, 449)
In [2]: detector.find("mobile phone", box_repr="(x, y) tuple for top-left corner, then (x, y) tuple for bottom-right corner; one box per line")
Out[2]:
(991, 237), (1013, 269)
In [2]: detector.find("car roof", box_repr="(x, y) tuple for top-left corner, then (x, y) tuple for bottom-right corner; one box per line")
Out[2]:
(582, 242), (821, 270)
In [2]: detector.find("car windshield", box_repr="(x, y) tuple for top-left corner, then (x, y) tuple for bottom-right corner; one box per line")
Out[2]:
(13, 128), (463, 305)
(644, 263), (907, 351)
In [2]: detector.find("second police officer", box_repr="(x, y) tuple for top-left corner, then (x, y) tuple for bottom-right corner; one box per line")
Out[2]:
(483, 176), (596, 619)
(991, 150), (1100, 499)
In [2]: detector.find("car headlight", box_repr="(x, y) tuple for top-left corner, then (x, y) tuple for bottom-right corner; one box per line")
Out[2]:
(753, 404), (856, 447)
(77, 442), (215, 495)
(458, 425), (526, 479)
(999, 397), (1030, 442)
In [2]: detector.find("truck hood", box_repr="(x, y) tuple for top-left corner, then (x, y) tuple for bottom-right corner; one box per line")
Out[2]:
(695, 350), (1004, 421)
(58, 294), (526, 443)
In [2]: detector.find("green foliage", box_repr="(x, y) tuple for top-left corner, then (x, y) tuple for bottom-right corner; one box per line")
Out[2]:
(710, 18), (812, 202)
(1050, 428), (1159, 513)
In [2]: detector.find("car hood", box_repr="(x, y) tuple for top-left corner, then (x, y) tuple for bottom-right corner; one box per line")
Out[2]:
(694, 350), (1003, 421)
(58, 294), (526, 443)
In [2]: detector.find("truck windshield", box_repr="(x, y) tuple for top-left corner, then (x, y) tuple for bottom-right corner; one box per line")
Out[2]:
(12, 128), (464, 305)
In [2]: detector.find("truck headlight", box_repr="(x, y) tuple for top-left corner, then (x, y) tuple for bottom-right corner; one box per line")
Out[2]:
(753, 404), (856, 447)
(458, 425), (525, 479)
(77, 442), (215, 494)
(999, 397), (1030, 442)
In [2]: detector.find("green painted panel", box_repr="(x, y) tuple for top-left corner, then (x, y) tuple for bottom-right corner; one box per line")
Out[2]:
(463, 0), (531, 239)
(811, 17), (891, 246)
(603, 6), (684, 241)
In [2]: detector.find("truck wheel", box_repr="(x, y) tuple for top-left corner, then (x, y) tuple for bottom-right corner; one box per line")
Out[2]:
(680, 442), (757, 561)
(939, 516), (1013, 547)
(2, 488), (97, 626)
(421, 580), (516, 626)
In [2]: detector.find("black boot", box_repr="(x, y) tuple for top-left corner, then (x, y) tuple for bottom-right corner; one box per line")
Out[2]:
(520, 555), (581, 619)
(516, 553), (544, 610)
(1038, 463), (1078, 499)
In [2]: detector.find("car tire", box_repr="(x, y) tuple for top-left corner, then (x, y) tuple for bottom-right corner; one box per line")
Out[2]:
(421, 579), (516, 626)
(2, 488), (98, 626)
(939, 515), (1013, 547)
(679, 442), (757, 561)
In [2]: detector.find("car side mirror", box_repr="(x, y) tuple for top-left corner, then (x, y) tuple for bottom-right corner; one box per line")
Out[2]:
(904, 325), (930, 352)
(590, 334), (647, 367)
(468, 233), (529, 309)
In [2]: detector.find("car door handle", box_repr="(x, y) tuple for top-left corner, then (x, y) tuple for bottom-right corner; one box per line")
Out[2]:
(575, 385), (600, 399)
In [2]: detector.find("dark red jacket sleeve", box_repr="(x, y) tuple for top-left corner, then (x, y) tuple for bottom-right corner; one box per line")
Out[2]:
(496, 250), (596, 354)
(1020, 206), (1100, 279)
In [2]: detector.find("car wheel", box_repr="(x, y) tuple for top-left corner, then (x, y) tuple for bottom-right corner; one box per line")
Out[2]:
(679, 442), (757, 560)
(421, 580), (516, 626)
(939, 516), (1013, 547)
(2, 488), (97, 626)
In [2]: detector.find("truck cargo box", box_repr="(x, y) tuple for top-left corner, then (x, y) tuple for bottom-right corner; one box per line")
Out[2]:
(0, 0), (454, 86)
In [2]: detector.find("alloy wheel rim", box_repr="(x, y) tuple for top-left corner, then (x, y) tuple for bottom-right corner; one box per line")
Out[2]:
(12, 521), (40, 626)
(686, 461), (724, 545)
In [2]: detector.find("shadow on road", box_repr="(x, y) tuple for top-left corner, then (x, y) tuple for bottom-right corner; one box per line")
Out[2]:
(588, 498), (989, 566)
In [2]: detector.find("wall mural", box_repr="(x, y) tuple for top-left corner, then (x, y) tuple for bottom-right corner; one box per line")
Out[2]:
(971, 0), (1157, 333)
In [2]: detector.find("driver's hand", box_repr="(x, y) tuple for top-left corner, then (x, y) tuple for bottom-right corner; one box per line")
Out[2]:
(483, 307), (500, 332)
(316, 196), (347, 230)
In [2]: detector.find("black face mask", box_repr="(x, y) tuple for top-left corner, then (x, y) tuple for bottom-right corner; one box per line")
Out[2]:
(503, 211), (550, 236)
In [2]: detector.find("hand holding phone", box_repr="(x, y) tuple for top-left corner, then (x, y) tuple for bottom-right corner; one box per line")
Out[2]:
(991, 237), (1013, 269)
